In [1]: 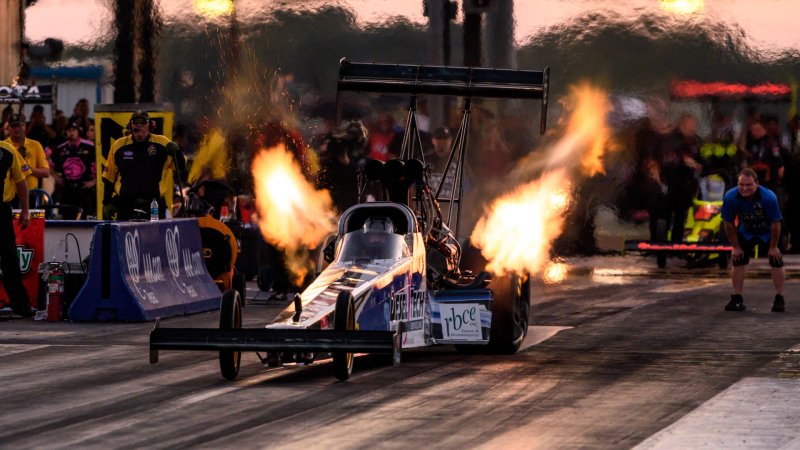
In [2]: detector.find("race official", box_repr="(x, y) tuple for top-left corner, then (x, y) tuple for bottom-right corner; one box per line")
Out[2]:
(0, 140), (34, 318)
(102, 111), (185, 220)
(4, 113), (49, 190)
(53, 122), (97, 217)
(721, 168), (785, 312)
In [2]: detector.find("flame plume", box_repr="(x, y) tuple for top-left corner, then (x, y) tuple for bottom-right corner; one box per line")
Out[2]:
(252, 144), (336, 284)
(471, 83), (614, 278)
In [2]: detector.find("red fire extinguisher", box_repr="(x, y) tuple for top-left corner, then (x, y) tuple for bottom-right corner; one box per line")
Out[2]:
(46, 261), (65, 322)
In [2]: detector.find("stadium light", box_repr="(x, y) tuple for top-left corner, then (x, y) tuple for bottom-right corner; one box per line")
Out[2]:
(194, 0), (234, 19)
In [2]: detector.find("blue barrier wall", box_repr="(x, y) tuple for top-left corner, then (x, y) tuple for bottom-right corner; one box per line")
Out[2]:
(69, 219), (221, 321)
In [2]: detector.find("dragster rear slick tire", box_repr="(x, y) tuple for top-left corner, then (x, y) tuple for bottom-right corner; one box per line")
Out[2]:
(487, 273), (530, 354)
(219, 289), (243, 380)
(333, 291), (355, 381)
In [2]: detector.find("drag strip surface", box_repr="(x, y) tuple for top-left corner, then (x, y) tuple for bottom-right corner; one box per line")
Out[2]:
(1, 272), (798, 449)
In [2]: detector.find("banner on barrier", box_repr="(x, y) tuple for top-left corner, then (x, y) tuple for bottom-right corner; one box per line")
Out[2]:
(70, 218), (221, 321)
(0, 210), (45, 309)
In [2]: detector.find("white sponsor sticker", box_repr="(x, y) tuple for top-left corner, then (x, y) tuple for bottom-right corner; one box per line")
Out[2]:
(440, 303), (481, 340)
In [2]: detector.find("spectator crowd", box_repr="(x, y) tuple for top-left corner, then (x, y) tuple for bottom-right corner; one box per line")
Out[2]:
(4, 92), (800, 256)
(2, 98), (97, 218)
(633, 107), (800, 253)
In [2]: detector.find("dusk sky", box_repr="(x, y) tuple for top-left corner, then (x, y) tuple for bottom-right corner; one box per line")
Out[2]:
(24, 0), (800, 55)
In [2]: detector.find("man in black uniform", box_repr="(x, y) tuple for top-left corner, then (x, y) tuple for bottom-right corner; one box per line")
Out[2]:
(0, 140), (34, 317)
(102, 111), (185, 220)
(53, 122), (97, 217)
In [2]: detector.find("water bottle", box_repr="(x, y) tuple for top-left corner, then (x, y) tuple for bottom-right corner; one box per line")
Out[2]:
(150, 199), (159, 222)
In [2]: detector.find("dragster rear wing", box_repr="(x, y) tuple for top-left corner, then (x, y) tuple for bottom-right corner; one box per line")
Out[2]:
(337, 59), (550, 134)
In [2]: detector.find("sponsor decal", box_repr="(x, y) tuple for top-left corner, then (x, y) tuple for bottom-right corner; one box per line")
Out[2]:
(165, 226), (198, 297)
(123, 229), (164, 304)
(165, 227), (181, 277)
(21, 164), (30, 172)
(182, 247), (206, 278)
(15, 245), (33, 273)
(440, 303), (481, 340)
(123, 227), (207, 305)
(405, 319), (424, 331)
(62, 157), (87, 179)
(390, 286), (425, 321)
(125, 230), (140, 283)
(390, 289), (408, 320)
(0, 84), (47, 101)
(142, 251), (165, 284)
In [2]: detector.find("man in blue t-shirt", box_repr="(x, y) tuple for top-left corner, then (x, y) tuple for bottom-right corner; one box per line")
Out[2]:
(721, 168), (785, 312)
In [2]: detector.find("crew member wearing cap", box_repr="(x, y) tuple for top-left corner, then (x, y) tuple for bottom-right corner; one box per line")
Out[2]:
(53, 122), (97, 217)
(425, 126), (456, 198)
(426, 126), (453, 172)
(0, 139), (34, 317)
(4, 113), (49, 190)
(102, 111), (186, 220)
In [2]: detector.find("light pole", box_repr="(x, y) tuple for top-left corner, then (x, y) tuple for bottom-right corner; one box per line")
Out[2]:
(1, 0), (24, 84)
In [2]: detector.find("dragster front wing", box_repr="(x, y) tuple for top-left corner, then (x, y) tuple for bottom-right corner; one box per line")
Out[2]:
(149, 320), (404, 366)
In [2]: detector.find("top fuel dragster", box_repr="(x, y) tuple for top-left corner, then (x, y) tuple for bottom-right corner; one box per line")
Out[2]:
(149, 59), (550, 381)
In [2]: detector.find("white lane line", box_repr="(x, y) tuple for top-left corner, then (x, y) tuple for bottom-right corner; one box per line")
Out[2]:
(0, 344), (49, 357)
(520, 326), (571, 351)
(635, 377), (800, 449)
(0, 331), (76, 338)
(174, 369), (285, 407)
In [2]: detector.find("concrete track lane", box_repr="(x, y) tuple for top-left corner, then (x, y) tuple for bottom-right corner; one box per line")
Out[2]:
(0, 258), (798, 449)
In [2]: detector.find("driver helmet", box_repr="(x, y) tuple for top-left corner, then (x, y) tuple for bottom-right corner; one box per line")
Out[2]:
(362, 217), (394, 234)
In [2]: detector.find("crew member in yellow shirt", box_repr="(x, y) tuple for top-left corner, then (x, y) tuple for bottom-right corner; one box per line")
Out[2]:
(0, 140), (34, 317)
(4, 113), (49, 191)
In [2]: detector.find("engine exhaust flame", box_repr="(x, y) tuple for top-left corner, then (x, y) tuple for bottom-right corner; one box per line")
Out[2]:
(471, 171), (571, 276)
(543, 260), (569, 284)
(471, 83), (614, 278)
(252, 144), (337, 284)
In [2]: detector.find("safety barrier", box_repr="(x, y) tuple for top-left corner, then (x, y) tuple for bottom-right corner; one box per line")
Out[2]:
(69, 219), (221, 321)
(0, 210), (45, 310)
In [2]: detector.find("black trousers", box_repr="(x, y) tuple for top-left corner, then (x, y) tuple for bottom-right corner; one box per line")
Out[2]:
(60, 184), (96, 218)
(645, 184), (691, 242)
(0, 203), (31, 311)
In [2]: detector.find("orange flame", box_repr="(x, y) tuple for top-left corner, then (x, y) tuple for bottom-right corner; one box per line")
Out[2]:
(471, 171), (571, 276)
(252, 144), (337, 284)
(471, 83), (614, 278)
(546, 83), (614, 177)
(543, 260), (569, 284)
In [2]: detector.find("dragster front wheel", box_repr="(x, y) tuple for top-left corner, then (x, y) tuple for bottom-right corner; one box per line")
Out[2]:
(332, 291), (355, 381)
(488, 273), (530, 354)
(219, 289), (243, 380)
